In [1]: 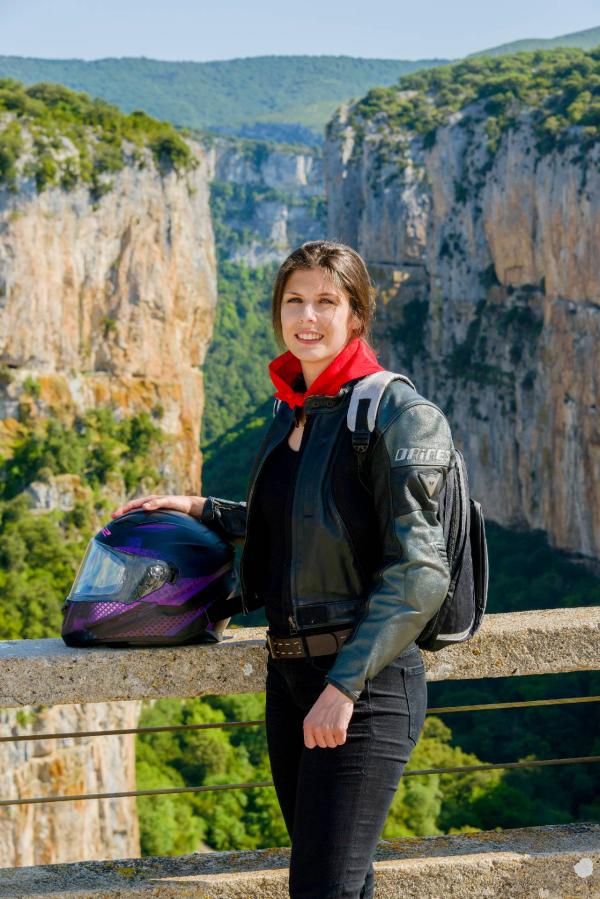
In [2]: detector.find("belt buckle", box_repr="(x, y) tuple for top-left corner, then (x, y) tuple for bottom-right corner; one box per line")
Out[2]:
(265, 632), (275, 657)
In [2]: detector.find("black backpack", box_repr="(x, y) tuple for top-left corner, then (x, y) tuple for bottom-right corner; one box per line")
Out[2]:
(347, 371), (489, 652)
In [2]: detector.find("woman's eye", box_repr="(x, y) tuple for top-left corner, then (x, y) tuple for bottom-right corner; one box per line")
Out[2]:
(320, 298), (335, 304)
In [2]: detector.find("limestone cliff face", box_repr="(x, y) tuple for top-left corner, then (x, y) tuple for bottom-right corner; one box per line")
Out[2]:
(0, 702), (140, 866)
(0, 138), (217, 865)
(0, 138), (217, 493)
(203, 135), (324, 264)
(325, 101), (600, 560)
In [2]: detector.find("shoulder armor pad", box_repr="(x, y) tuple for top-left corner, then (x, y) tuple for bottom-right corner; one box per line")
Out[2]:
(347, 370), (416, 435)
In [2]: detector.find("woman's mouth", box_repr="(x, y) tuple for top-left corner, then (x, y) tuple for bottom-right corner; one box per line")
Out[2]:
(295, 331), (323, 343)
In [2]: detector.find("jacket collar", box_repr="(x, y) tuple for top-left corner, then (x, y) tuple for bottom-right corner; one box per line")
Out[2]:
(268, 337), (384, 411)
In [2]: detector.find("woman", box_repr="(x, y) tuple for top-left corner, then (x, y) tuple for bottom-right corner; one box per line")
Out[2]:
(113, 240), (454, 898)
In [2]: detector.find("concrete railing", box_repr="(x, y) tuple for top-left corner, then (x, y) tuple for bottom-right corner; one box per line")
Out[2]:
(1, 607), (599, 897)
(1, 607), (599, 707)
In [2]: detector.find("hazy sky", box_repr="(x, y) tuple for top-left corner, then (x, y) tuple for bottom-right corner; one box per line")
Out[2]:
(0, 0), (598, 62)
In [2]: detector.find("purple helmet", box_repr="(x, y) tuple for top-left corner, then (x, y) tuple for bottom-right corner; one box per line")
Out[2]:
(61, 509), (238, 647)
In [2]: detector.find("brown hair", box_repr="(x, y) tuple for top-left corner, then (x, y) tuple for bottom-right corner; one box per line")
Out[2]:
(271, 240), (377, 348)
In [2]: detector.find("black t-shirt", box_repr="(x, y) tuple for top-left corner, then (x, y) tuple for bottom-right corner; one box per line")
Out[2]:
(205, 419), (308, 631)
(206, 403), (382, 635)
(249, 421), (308, 634)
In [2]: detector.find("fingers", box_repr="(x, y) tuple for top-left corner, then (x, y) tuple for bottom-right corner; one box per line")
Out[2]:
(111, 495), (162, 518)
(111, 495), (195, 519)
(304, 726), (346, 750)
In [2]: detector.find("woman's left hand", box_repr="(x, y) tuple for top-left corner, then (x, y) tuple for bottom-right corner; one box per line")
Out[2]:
(303, 684), (355, 749)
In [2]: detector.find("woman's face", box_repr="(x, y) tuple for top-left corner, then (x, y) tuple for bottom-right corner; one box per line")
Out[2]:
(280, 268), (360, 373)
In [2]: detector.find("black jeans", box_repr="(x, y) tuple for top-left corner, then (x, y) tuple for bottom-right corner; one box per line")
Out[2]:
(265, 642), (427, 899)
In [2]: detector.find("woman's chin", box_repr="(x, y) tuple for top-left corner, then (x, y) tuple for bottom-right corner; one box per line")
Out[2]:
(286, 338), (327, 357)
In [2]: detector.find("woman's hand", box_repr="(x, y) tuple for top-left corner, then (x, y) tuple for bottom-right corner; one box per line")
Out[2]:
(303, 683), (355, 749)
(111, 495), (207, 519)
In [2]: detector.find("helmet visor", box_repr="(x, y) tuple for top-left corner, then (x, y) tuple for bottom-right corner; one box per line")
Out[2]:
(68, 539), (174, 604)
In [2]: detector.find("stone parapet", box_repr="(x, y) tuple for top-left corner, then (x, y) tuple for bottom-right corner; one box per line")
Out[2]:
(0, 822), (597, 897)
(1, 607), (599, 708)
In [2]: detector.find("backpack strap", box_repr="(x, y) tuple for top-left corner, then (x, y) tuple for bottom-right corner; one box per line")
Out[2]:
(347, 370), (416, 457)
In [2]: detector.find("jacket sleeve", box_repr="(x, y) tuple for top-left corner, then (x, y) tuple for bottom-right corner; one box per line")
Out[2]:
(324, 401), (454, 702)
(200, 497), (247, 621)
(200, 496), (247, 543)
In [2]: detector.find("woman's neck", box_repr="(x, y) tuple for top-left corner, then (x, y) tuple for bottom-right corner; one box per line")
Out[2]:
(300, 360), (328, 390)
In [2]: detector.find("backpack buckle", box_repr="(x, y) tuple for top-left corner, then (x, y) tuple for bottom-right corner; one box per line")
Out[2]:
(352, 431), (370, 454)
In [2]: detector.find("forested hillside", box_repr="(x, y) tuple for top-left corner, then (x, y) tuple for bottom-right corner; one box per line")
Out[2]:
(0, 55), (448, 145)
(468, 24), (600, 57)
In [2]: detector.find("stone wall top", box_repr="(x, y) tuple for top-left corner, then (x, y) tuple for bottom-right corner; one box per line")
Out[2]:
(0, 822), (598, 898)
(1, 607), (598, 709)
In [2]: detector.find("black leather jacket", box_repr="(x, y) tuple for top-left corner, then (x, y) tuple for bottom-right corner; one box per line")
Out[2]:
(201, 376), (455, 702)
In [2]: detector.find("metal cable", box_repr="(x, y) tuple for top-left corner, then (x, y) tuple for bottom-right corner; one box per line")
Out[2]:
(1, 756), (599, 808)
(2, 696), (598, 744)
(0, 719), (265, 744)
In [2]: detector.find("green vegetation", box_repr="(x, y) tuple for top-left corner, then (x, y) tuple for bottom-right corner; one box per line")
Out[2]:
(347, 46), (600, 158)
(428, 519), (600, 830)
(200, 260), (280, 452)
(136, 691), (508, 856)
(2, 408), (163, 500)
(210, 179), (323, 260)
(202, 398), (273, 501)
(136, 694), (288, 855)
(0, 493), (89, 639)
(0, 78), (195, 193)
(0, 56), (450, 144)
(467, 25), (600, 58)
(0, 407), (164, 639)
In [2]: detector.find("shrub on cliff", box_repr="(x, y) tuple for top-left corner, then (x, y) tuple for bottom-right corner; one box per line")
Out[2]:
(2, 408), (163, 500)
(0, 78), (196, 194)
(348, 46), (600, 157)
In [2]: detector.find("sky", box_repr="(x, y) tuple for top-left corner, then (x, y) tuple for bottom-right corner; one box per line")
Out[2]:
(0, 0), (598, 62)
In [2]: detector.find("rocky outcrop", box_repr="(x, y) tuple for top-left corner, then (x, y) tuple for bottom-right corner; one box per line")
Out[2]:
(0, 702), (141, 866)
(0, 138), (217, 493)
(202, 135), (324, 265)
(325, 100), (600, 560)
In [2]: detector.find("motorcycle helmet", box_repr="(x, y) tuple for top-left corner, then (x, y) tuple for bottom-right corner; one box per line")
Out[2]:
(61, 509), (238, 647)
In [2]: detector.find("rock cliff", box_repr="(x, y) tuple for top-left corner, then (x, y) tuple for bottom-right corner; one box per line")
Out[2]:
(0, 137), (217, 494)
(324, 96), (600, 561)
(202, 134), (324, 264)
(0, 702), (141, 866)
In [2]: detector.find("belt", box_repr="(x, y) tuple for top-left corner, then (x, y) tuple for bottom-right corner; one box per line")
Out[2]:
(266, 627), (353, 659)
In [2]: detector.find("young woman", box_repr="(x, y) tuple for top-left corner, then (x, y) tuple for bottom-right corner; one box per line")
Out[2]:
(113, 240), (454, 898)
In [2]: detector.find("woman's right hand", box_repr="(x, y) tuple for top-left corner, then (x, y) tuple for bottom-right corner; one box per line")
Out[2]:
(111, 495), (207, 520)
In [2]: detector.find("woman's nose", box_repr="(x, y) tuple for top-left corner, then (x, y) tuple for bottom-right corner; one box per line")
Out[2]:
(299, 304), (318, 321)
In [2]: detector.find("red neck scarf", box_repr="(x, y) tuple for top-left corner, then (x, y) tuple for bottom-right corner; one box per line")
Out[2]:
(269, 336), (384, 410)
